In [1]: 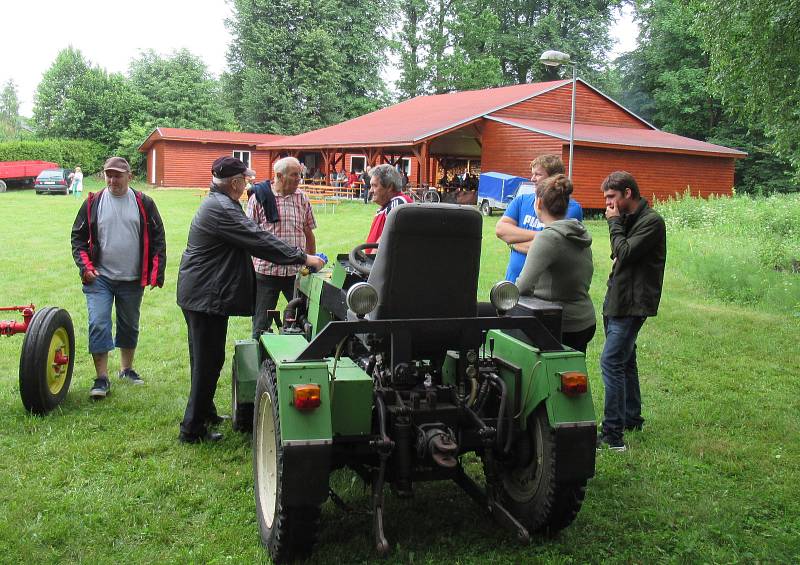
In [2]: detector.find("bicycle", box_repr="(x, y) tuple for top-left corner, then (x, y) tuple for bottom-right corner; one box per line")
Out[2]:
(404, 185), (441, 203)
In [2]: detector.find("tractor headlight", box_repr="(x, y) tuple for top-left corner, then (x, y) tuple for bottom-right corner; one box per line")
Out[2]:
(346, 282), (379, 318)
(489, 281), (519, 314)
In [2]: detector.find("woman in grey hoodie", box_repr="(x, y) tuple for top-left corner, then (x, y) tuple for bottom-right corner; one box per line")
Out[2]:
(516, 174), (596, 352)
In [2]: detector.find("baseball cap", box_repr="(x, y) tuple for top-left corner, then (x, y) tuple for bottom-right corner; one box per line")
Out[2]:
(103, 157), (131, 173)
(212, 156), (255, 179)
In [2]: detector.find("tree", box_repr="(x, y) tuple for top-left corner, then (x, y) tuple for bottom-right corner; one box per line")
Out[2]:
(393, 0), (622, 99)
(693, 0), (800, 180)
(616, 0), (721, 139)
(127, 49), (235, 131)
(0, 79), (21, 140)
(616, 0), (794, 193)
(225, 0), (391, 134)
(32, 47), (138, 148)
(395, 0), (428, 98)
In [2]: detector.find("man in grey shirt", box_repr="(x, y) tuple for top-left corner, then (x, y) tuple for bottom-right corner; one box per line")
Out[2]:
(71, 157), (166, 399)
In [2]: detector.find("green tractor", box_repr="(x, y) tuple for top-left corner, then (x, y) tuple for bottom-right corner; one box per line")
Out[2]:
(231, 203), (597, 562)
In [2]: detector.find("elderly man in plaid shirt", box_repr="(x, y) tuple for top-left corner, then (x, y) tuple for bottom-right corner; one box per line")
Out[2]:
(246, 156), (317, 337)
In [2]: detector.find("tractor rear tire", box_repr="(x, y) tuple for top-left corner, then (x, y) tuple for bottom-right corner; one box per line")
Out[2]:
(253, 360), (321, 563)
(19, 307), (75, 415)
(231, 362), (253, 432)
(495, 405), (588, 534)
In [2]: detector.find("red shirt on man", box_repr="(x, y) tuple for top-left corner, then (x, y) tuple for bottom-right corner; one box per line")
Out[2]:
(366, 193), (413, 245)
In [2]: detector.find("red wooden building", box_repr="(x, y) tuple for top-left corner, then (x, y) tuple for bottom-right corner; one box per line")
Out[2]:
(140, 80), (745, 207)
(139, 128), (285, 188)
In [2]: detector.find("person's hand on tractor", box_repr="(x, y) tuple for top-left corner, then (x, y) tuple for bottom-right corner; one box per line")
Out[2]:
(305, 253), (327, 273)
(82, 268), (99, 284)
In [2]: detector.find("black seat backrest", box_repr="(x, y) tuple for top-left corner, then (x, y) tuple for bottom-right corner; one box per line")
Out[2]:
(367, 203), (482, 320)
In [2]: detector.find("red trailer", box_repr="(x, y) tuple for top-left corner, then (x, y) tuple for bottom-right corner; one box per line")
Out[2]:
(0, 160), (60, 191)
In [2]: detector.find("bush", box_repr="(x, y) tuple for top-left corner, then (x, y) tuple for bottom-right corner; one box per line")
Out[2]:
(0, 139), (108, 173)
(657, 192), (800, 313)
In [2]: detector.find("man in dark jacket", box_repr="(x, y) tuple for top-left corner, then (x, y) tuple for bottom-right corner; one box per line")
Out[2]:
(176, 156), (325, 444)
(597, 171), (666, 452)
(71, 156), (166, 399)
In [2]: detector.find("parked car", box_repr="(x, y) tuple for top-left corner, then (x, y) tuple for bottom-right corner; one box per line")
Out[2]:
(34, 169), (72, 195)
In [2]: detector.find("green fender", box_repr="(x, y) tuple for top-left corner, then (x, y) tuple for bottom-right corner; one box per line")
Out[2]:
(485, 329), (596, 429)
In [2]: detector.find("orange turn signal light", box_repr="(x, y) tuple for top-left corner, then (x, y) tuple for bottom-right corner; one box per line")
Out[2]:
(560, 372), (588, 397)
(292, 384), (321, 411)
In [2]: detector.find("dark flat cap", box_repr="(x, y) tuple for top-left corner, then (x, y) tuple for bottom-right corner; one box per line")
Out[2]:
(212, 156), (255, 179)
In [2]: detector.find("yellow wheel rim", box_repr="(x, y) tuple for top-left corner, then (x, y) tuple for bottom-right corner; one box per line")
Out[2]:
(47, 327), (70, 395)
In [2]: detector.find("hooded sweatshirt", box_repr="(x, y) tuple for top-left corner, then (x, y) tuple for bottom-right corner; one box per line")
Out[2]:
(515, 218), (595, 332)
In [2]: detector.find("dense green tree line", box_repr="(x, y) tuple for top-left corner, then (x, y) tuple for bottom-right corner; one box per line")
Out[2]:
(223, 0), (391, 134)
(2, 0), (796, 190)
(29, 47), (234, 173)
(616, 0), (795, 192)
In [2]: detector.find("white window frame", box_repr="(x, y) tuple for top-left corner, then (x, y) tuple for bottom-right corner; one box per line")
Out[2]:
(400, 158), (411, 175)
(233, 150), (252, 168)
(151, 149), (156, 184)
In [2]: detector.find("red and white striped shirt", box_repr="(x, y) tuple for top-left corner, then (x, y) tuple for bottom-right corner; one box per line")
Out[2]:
(247, 189), (317, 277)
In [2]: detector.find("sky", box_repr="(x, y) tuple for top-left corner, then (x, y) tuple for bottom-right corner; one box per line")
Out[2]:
(1, 1), (638, 118)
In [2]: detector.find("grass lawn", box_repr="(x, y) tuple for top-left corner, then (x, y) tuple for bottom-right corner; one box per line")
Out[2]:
(0, 182), (798, 564)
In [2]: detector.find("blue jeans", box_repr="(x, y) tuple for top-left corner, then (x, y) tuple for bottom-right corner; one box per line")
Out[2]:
(600, 315), (647, 440)
(82, 275), (144, 354)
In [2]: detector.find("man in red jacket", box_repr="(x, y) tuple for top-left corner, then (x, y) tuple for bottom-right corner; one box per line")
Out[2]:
(365, 164), (413, 246)
(70, 157), (166, 399)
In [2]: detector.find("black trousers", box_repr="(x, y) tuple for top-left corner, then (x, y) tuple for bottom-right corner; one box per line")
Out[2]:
(253, 273), (295, 338)
(181, 309), (229, 437)
(561, 323), (597, 354)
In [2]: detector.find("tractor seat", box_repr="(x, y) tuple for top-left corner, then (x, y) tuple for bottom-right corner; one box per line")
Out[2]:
(367, 203), (482, 321)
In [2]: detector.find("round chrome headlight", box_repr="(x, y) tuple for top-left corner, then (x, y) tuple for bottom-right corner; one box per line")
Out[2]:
(489, 281), (520, 313)
(346, 282), (379, 317)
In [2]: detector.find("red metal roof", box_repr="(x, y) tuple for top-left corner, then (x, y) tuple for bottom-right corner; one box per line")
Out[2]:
(139, 127), (286, 151)
(258, 80), (572, 149)
(486, 116), (747, 157)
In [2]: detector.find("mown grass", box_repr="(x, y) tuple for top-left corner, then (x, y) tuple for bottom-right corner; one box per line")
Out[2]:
(0, 183), (798, 564)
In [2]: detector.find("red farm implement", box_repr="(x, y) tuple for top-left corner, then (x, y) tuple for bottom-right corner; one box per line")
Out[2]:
(1, 305), (75, 414)
(0, 160), (60, 191)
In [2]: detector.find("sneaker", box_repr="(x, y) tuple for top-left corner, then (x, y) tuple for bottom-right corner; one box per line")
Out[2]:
(596, 434), (627, 452)
(90, 377), (111, 399)
(119, 368), (145, 385)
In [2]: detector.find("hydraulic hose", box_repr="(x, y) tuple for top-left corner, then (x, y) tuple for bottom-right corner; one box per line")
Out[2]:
(486, 373), (508, 453)
(283, 297), (304, 324)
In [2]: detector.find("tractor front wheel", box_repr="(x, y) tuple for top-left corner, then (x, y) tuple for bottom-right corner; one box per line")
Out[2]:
(480, 200), (492, 216)
(253, 360), (321, 563)
(495, 405), (588, 534)
(19, 307), (75, 415)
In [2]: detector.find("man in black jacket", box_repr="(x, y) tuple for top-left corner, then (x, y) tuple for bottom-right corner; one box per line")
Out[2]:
(597, 171), (666, 452)
(176, 156), (325, 443)
(71, 156), (166, 399)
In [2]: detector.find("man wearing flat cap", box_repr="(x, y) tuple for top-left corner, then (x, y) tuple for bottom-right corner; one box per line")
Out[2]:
(71, 156), (167, 400)
(176, 155), (325, 444)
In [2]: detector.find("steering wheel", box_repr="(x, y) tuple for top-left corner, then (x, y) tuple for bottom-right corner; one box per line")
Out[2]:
(349, 243), (379, 276)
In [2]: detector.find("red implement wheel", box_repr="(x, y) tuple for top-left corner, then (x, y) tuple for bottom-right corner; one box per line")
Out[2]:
(19, 307), (75, 414)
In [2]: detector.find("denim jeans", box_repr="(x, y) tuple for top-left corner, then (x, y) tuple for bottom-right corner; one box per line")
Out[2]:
(82, 275), (144, 354)
(600, 315), (647, 440)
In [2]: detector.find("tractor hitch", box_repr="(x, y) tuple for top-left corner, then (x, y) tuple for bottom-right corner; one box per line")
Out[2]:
(0, 304), (35, 336)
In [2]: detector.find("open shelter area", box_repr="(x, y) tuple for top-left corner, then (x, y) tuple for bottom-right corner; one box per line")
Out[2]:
(0, 182), (797, 563)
